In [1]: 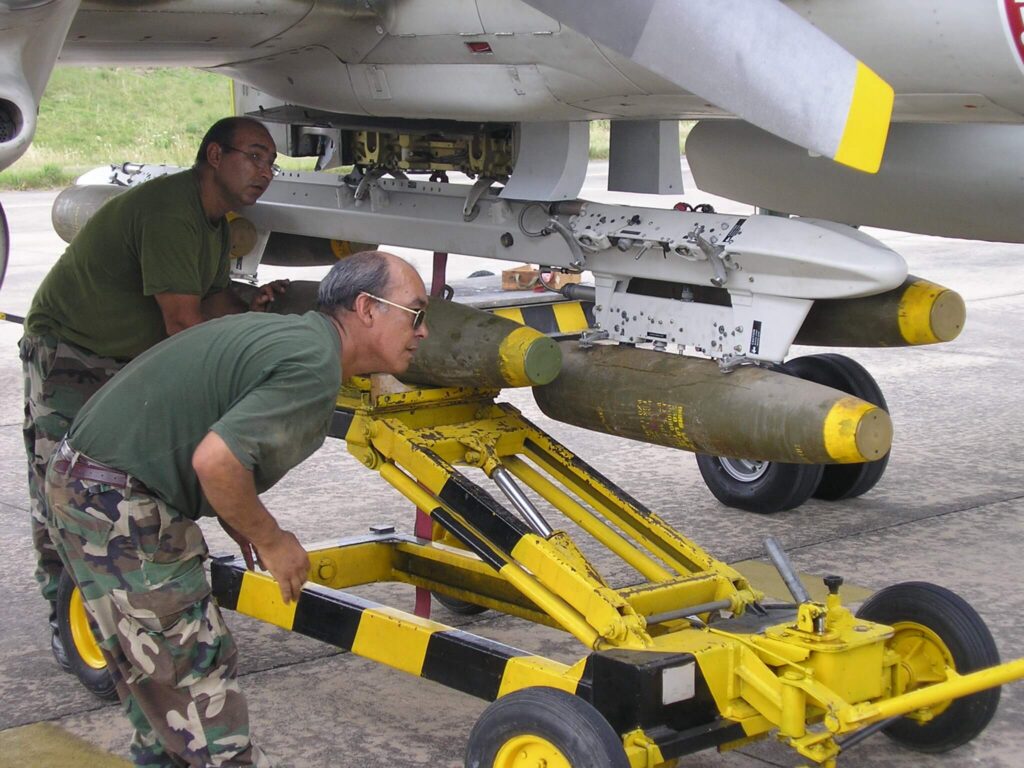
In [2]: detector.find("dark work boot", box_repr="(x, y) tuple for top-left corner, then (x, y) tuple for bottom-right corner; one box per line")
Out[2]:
(48, 602), (72, 673)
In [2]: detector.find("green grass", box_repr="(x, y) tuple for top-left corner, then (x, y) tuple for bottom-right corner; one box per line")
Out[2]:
(1, 67), (235, 189)
(1, 66), (689, 189)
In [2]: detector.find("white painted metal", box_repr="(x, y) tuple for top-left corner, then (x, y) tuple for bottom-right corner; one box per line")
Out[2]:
(501, 121), (590, 201)
(687, 120), (1024, 244)
(82, 164), (907, 364)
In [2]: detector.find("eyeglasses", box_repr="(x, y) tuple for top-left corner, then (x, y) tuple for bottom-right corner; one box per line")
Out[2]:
(221, 144), (282, 177)
(362, 292), (426, 330)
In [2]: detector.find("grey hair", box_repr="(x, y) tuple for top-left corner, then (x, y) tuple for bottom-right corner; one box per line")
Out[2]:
(317, 251), (393, 312)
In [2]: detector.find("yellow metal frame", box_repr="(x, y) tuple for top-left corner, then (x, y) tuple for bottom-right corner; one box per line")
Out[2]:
(220, 378), (1024, 768)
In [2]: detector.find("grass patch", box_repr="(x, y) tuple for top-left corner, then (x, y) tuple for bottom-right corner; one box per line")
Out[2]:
(1, 67), (233, 189)
(1, 67), (691, 190)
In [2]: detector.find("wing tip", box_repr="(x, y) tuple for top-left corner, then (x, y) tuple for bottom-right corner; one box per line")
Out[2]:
(833, 62), (895, 174)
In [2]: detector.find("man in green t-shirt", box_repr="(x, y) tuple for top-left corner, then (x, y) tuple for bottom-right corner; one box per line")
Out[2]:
(21, 115), (288, 671)
(45, 250), (428, 767)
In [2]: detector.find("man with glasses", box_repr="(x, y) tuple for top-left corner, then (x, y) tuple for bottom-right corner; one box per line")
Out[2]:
(45, 251), (428, 767)
(21, 116), (288, 672)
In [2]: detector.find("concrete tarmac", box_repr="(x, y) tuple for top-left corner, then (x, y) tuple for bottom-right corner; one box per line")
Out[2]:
(0, 163), (1022, 767)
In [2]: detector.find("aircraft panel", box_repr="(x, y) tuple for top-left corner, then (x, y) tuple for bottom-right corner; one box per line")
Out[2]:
(788, 0), (1024, 117)
(477, 0), (562, 33)
(214, 46), (366, 117)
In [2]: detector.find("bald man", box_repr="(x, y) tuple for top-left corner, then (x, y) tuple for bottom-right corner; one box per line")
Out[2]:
(44, 251), (428, 767)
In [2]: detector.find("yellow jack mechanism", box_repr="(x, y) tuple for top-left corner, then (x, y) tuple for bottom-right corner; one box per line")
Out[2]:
(210, 378), (1024, 767)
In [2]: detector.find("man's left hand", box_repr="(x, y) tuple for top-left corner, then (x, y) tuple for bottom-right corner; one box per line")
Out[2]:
(249, 279), (290, 312)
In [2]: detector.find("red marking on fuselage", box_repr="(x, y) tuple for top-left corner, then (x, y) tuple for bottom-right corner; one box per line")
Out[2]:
(1006, 0), (1024, 67)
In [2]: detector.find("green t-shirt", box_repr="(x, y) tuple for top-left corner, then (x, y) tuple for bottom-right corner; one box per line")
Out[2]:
(26, 169), (230, 359)
(68, 311), (342, 519)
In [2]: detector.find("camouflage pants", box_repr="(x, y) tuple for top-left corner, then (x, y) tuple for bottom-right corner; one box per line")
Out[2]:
(20, 333), (124, 603)
(45, 454), (271, 768)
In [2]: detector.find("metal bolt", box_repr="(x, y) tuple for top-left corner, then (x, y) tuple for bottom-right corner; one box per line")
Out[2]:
(500, 232), (514, 247)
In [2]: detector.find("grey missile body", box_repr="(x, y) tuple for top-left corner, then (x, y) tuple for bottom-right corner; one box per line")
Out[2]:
(233, 281), (561, 389)
(561, 277), (964, 350)
(794, 276), (965, 347)
(534, 342), (891, 465)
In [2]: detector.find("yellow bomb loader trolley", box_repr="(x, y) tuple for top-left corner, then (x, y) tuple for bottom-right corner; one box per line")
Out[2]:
(59, 296), (1023, 767)
(208, 299), (1022, 768)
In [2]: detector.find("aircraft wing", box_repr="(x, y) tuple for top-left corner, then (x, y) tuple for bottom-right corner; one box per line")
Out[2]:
(520, 0), (893, 173)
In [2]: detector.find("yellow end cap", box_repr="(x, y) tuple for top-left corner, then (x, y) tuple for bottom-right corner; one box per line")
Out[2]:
(329, 239), (353, 259)
(899, 280), (966, 344)
(226, 215), (257, 258)
(823, 397), (892, 463)
(833, 62), (894, 174)
(498, 325), (548, 387)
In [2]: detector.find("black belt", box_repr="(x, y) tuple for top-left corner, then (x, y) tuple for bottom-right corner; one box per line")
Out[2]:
(53, 440), (150, 493)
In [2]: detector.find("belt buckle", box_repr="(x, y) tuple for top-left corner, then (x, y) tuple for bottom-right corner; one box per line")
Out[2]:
(57, 439), (74, 463)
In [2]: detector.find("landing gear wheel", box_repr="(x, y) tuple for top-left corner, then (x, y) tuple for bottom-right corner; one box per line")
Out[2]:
(695, 454), (824, 514)
(856, 582), (1000, 753)
(0, 201), (8, 291)
(465, 687), (629, 768)
(784, 353), (890, 501)
(56, 571), (117, 702)
(433, 592), (488, 616)
(695, 353), (888, 513)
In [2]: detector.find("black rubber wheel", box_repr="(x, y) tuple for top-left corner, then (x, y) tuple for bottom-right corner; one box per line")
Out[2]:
(695, 454), (824, 514)
(56, 571), (118, 702)
(433, 592), (489, 616)
(0, 201), (9, 291)
(465, 687), (628, 768)
(785, 354), (890, 501)
(856, 582), (1001, 753)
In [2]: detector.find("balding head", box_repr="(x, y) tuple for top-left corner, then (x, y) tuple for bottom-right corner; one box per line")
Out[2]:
(318, 251), (428, 376)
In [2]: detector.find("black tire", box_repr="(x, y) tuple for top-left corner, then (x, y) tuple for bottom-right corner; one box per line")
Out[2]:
(785, 354), (890, 501)
(433, 592), (489, 616)
(0, 200), (9, 291)
(465, 687), (628, 768)
(695, 454), (824, 514)
(855, 582), (1000, 753)
(56, 571), (118, 702)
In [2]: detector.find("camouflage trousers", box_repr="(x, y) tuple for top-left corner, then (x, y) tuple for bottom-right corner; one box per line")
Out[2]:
(45, 451), (272, 768)
(20, 333), (124, 603)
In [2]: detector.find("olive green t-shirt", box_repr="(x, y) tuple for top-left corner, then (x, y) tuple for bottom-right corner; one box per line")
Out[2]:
(68, 311), (342, 519)
(26, 169), (230, 359)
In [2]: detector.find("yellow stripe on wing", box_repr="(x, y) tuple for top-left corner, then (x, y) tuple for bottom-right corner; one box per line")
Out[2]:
(833, 62), (894, 174)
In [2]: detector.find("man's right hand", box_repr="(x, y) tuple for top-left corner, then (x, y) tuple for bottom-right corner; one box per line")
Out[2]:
(256, 530), (310, 604)
(193, 431), (310, 604)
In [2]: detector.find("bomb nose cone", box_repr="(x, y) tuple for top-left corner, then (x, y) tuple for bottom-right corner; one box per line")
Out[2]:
(823, 397), (892, 463)
(927, 288), (966, 343)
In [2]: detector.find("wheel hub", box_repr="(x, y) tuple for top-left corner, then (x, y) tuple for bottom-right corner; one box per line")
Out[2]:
(889, 620), (955, 720)
(495, 735), (571, 768)
(719, 457), (769, 482)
